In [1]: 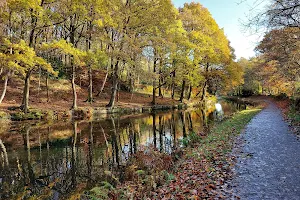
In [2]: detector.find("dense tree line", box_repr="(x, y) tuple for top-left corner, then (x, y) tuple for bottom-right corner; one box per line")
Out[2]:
(239, 0), (299, 99)
(0, 0), (241, 112)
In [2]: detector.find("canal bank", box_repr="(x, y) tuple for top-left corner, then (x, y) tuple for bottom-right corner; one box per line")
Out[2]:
(0, 102), (195, 121)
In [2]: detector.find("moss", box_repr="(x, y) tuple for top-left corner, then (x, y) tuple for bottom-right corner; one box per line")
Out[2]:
(0, 111), (10, 120)
(11, 109), (46, 121)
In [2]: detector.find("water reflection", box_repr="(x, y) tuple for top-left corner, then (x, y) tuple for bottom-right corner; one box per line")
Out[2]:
(0, 100), (247, 199)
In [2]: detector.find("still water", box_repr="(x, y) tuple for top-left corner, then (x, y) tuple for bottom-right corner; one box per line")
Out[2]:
(0, 100), (247, 199)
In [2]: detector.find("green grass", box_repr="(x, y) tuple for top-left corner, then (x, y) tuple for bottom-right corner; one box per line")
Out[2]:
(190, 108), (261, 159)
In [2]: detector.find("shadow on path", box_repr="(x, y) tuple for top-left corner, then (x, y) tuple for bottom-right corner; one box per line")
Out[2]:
(234, 102), (300, 200)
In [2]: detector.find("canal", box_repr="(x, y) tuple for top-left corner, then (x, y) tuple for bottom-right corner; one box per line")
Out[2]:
(0, 100), (247, 199)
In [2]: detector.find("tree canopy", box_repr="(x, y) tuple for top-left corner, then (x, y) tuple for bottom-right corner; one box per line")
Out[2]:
(0, 0), (241, 110)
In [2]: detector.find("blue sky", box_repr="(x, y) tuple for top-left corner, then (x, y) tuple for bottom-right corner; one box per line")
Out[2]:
(172, 0), (266, 59)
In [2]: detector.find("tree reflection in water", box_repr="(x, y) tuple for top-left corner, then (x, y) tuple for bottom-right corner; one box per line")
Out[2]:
(0, 100), (248, 199)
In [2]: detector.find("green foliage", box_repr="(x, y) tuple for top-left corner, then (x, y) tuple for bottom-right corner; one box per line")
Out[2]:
(188, 132), (202, 144)
(179, 132), (202, 147)
(84, 50), (108, 70)
(0, 39), (57, 76)
(41, 39), (86, 67)
(163, 171), (175, 183)
(136, 169), (146, 176)
(289, 102), (300, 123)
(179, 137), (189, 147)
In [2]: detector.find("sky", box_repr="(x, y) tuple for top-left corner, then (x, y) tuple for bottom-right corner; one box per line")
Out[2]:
(172, 0), (266, 59)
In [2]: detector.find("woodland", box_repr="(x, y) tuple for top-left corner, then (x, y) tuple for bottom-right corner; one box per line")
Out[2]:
(0, 0), (298, 115)
(0, 0), (242, 114)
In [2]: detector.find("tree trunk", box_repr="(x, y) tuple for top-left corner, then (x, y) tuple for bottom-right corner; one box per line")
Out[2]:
(200, 81), (207, 101)
(187, 85), (192, 100)
(117, 83), (120, 102)
(0, 70), (11, 104)
(201, 63), (210, 101)
(46, 73), (50, 102)
(158, 69), (163, 97)
(38, 67), (41, 97)
(86, 20), (93, 103)
(179, 80), (186, 102)
(158, 77), (163, 97)
(71, 64), (77, 109)
(188, 113), (193, 132)
(87, 67), (93, 103)
(29, 8), (37, 48)
(171, 84), (175, 99)
(129, 72), (134, 93)
(0, 139), (8, 166)
(97, 65), (109, 97)
(171, 70), (176, 100)
(152, 57), (158, 105)
(107, 61), (119, 108)
(21, 71), (31, 113)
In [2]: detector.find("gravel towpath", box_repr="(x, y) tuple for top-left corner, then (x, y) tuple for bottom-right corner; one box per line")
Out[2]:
(233, 102), (300, 200)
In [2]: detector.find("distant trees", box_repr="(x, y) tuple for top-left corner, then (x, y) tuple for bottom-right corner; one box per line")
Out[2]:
(256, 28), (300, 80)
(0, 0), (241, 111)
(242, 0), (300, 97)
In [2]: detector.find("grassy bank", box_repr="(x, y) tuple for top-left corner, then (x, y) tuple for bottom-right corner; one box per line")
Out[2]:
(83, 108), (261, 199)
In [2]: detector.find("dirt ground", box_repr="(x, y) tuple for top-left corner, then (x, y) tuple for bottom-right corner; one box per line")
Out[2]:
(0, 70), (179, 113)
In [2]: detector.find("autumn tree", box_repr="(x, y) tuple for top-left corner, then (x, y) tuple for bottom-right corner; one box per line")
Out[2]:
(254, 27), (300, 96)
(0, 0), (62, 111)
(0, 39), (56, 111)
(256, 28), (300, 81)
(179, 2), (232, 101)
